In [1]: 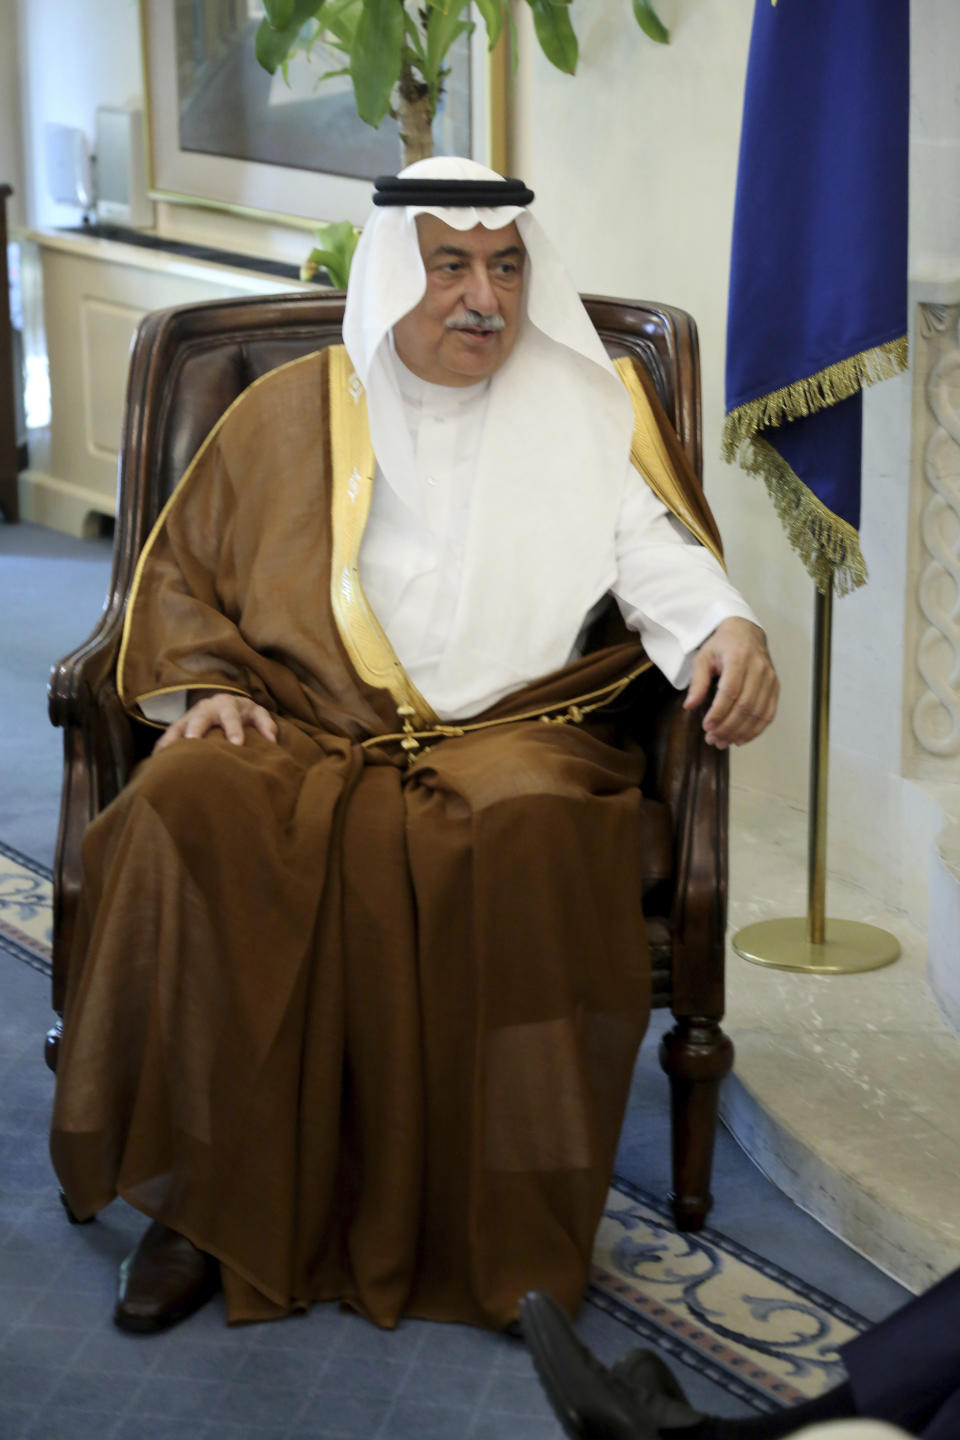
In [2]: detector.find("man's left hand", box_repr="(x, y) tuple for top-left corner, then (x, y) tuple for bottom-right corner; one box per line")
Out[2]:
(684, 617), (779, 748)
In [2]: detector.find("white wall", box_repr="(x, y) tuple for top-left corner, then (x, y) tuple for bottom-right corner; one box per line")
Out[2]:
(909, 1), (960, 282)
(16, 0), (142, 229)
(13, 0), (316, 264)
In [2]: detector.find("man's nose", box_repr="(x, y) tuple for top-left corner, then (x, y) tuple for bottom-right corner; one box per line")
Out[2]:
(463, 263), (497, 314)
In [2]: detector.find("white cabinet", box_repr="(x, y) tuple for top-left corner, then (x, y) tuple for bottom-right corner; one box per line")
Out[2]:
(21, 229), (307, 535)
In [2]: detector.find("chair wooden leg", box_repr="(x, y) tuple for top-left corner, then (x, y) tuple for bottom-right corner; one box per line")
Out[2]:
(659, 1017), (734, 1232)
(45, 1015), (63, 1073)
(46, 1017), (96, 1224)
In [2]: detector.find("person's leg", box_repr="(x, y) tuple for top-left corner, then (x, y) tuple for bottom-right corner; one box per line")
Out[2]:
(922, 1387), (960, 1440)
(520, 1290), (701, 1439)
(50, 723), (346, 1329)
(520, 1291), (860, 1440)
(403, 721), (653, 1329)
(839, 1267), (960, 1435)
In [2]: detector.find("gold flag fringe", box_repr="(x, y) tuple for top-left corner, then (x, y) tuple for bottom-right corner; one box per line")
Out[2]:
(733, 434), (867, 596)
(722, 334), (907, 592)
(721, 336), (908, 457)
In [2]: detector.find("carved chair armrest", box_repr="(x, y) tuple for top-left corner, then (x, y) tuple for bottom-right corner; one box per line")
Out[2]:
(48, 592), (125, 725)
(48, 606), (138, 1012)
(638, 684), (729, 1021)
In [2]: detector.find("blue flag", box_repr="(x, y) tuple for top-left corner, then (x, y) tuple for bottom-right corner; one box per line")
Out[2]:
(723, 0), (909, 594)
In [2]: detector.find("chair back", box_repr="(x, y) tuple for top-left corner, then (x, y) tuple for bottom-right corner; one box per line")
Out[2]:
(106, 291), (701, 618)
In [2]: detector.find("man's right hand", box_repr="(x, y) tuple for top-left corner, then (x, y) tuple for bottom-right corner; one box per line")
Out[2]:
(154, 693), (278, 752)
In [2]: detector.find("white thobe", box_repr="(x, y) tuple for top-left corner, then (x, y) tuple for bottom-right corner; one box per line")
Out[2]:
(357, 362), (759, 720)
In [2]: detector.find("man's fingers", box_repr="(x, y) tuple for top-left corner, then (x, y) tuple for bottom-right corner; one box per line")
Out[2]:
(691, 619), (779, 748)
(154, 717), (187, 753)
(702, 658), (747, 730)
(152, 695), (277, 753)
(705, 666), (779, 746)
(684, 650), (715, 711)
(219, 705), (247, 744)
(250, 708), (279, 743)
(706, 696), (759, 745)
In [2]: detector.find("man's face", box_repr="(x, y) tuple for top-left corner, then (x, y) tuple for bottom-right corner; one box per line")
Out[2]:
(392, 214), (525, 386)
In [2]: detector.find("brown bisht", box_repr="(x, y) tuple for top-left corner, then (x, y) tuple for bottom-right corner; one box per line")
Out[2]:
(50, 347), (724, 1329)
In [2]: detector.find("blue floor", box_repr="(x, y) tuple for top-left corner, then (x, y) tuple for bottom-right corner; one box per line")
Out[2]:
(0, 521), (911, 1438)
(0, 520), (114, 867)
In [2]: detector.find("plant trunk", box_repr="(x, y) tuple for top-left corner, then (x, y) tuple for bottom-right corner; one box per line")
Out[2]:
(396, 71), (434, 166)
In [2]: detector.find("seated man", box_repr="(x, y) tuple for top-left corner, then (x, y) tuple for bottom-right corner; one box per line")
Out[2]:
(49, 157), (778, 1335)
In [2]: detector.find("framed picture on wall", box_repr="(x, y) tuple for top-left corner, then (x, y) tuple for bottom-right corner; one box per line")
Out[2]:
(140, 0), (508, 229)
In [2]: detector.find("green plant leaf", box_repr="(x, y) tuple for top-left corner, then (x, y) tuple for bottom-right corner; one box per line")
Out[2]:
(255, 0), (325, 74)
(402, 11), (428, 66)
(263, 0), (296, 27)
(632, 0), (670, 44)
(318, 219), (361, 252)
(350, 0), (404, 128)
(255, 17), (295, 73)
(425, 0), (472, 80)
(302, 247), (346, 286)
(303, 220), (361, 288)
(473, 0), (503, 49)
(527, 0), (578, 73)
(321, 0), (362, 47)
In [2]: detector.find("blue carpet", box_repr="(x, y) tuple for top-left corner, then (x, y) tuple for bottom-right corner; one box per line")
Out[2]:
(0, 521), (114, 868)
(0, 522), (912, 1438)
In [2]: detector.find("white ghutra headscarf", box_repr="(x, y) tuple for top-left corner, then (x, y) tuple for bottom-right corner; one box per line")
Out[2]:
(342, 157), (637, 712)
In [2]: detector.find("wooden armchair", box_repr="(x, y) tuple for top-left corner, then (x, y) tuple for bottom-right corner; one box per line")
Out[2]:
(0, 184), (19, 522)
(46, 291), (732, 1232)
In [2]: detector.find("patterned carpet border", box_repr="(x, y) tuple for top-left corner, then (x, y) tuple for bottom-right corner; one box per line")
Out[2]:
(2, 840), (868, 1413)
(0, 839), (53, 978)
(591, 1176), (868, 1412)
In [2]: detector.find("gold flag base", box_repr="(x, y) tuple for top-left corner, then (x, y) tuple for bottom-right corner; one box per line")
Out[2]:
(732, 585), (901, 978)
(732, 917), (900, 975)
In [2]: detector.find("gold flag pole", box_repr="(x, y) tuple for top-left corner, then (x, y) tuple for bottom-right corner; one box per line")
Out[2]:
(732, 584), (901, 974)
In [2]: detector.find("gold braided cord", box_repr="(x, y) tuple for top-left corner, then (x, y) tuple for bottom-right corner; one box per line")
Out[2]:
(734, 434), (867, 596)
(361, 657), (654, 753)
(721, 335), (908, 458)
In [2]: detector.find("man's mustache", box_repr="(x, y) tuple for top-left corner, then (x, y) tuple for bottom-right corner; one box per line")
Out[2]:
(445, 311), (506, 332)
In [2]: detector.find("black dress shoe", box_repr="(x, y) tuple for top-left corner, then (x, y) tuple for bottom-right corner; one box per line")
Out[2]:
(519, 1291), (703, 1440)
(114, 1220), (220, 1333)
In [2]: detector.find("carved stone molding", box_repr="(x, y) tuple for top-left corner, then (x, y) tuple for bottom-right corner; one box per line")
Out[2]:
(918, 303), (951, 339)
(913, 305), (960, 758)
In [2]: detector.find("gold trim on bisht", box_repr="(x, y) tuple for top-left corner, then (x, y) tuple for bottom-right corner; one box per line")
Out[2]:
(118, 353), (317, 715)
(327, 346), (439, 730)
(720, 336), (908, 595)
(348, 351), (724, 762)
(361, 660), (654, 755)
(613, 356), (724, 566)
